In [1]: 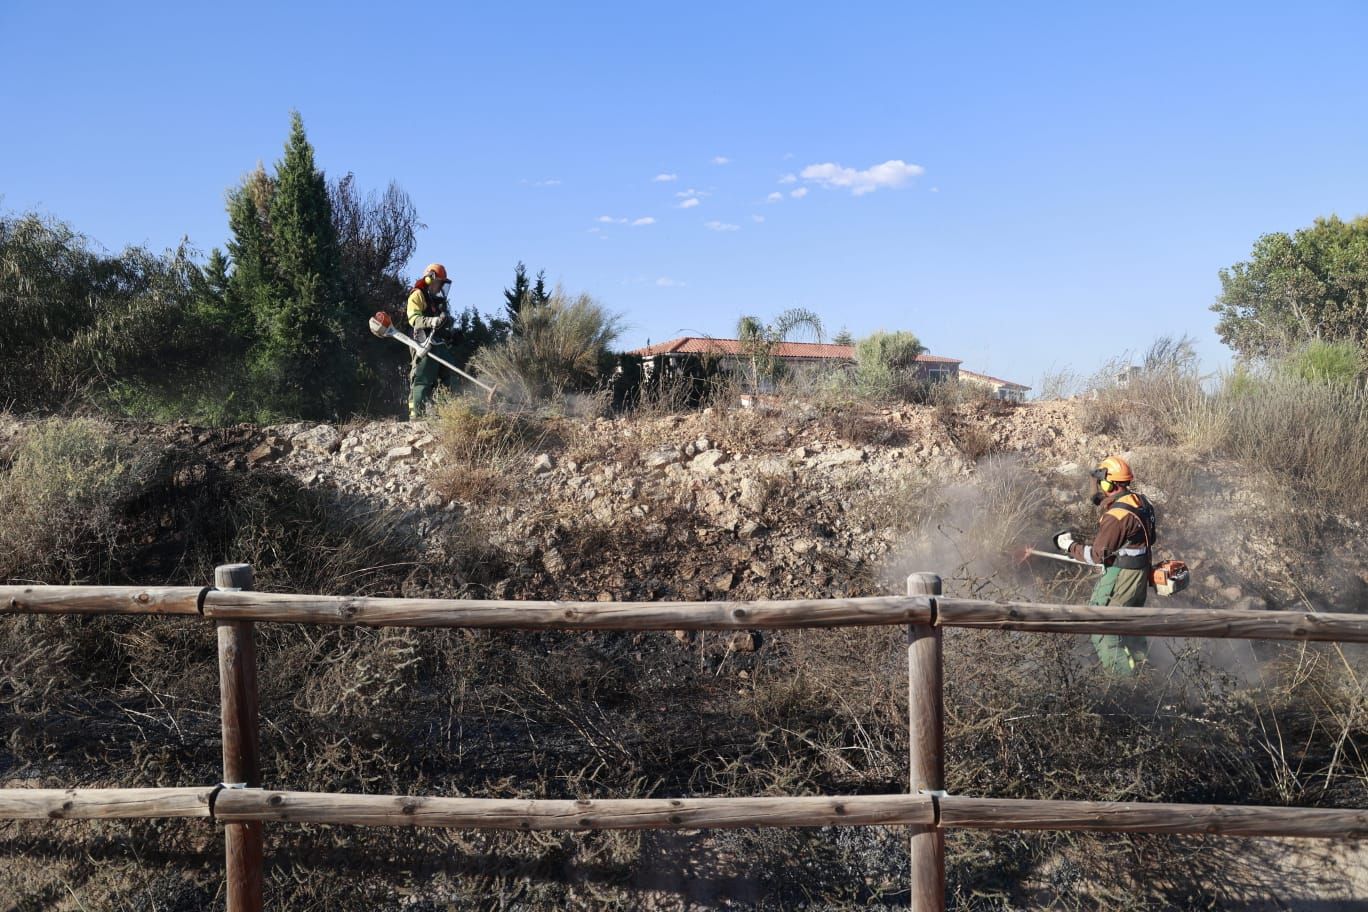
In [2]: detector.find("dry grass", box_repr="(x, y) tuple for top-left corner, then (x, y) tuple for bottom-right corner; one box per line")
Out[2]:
(431, 395), (555, 501)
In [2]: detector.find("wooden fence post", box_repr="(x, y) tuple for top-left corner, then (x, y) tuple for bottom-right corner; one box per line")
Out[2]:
(907, 572), (944, 911)
(215, 563), (263, 912)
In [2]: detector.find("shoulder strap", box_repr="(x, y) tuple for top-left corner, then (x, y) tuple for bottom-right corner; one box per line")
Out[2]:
(1106, 493), (1156, 547)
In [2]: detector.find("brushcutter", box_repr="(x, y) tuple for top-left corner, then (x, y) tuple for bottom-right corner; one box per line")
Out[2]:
(368, 311), (497, 397)
(1013, 546), (1191, 596)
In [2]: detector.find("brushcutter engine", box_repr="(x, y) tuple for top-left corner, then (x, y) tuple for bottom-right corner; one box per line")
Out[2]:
(1152, 559), (1190, 597)
(368, 311), (395, 338)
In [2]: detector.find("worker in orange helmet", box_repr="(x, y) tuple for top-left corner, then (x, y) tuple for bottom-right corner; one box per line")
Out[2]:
(1054, 455), (1157, 675)
(405, 263), (460, 420)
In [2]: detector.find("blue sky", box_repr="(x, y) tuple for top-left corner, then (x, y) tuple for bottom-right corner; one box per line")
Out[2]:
(3, 1), (1367, 390)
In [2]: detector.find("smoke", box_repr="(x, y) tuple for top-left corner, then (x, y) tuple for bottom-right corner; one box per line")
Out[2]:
(877, 454), (1056, 601)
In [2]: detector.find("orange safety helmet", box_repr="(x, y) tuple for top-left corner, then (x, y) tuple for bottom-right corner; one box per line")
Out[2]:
(1091, 455), (1134, 486)
(422, 263), (449, 284)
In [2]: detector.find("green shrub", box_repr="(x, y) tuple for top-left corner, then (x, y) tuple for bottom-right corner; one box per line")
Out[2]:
(471, 290), (623, 405)
(0, 418), (156, 581)
(854, 330), (926, 400)
(1278, 339), (1366, 387)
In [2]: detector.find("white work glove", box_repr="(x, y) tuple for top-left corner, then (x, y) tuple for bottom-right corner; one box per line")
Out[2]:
(1053, 531), (1076, 552)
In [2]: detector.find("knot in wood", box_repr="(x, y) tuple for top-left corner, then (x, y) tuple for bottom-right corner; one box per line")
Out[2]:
(833, 803), (846, 815)
(669, 814), (683, 825)
(136, 591), (151, 604)
(268, 794), (284, 807)
(339, 600), (358, 620)
(577, 818), (592, 827)
(401, 802), (418, 815)
(731, 607), (747, 620)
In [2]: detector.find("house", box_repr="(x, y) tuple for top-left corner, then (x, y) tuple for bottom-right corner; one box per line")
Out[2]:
(628, 336), (963, 382)
(959, 369), (1031, 402)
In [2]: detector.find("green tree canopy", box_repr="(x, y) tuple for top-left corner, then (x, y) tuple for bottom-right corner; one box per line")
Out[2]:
(1213, 214), (1368, 358)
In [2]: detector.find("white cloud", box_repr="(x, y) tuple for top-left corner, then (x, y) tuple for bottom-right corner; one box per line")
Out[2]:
(778, 173), (797, 184)
(930, 186), (940, 193)
(799, 159), (925, 195)
(751, 214), (765, 223)
(766, 192), (783, 203)
(712, 156), (730, 165)
(676, 187), (708, 199)
(678, 197), (700, 209)
(790, 187), (808, 199)
(653, 172), (678, 182)
(655, 276), (686, 287)
(597, 215), (628, 224)
(522, 178), (562, 187)
(632, 216), (656, 226)
(705, 220), (740, 232)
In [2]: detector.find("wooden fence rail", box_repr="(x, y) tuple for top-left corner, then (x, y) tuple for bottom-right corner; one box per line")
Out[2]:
(1, 566), (1365, 912)
(6, 586), (1367, 642)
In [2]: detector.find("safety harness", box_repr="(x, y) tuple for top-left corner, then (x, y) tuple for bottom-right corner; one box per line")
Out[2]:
(1105, 492), (1156, 571)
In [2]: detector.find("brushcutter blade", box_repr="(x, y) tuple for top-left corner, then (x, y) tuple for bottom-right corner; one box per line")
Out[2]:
(368, 311), (394, 339)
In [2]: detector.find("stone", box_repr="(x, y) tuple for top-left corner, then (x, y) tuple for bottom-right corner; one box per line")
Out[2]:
(821, 448), (866, 466)
(644, 447), (683, 468)
(738, 520), (765, 539)
(711, 570), (736, 592)
(542, 548), (566, 575)
(532, 453), (555, 474)
(246, 444), (279, 465)
(690, 450), (729, 473)
(410, 434), (437, 452)
(386, 445), (417, 462)
(695, 436), (712, 452)
(729, 631), (757, 653)
(293, 424), (341, 454)
(673, 629), (693, 644)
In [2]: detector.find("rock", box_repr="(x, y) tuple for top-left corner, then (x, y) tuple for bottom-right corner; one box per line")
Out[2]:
(422, 493), (444, 509)
(246, 444), (280, 466)
(711, 570), (736, 592)
(532, 453), (555, 474)
(293, 424), (341, 454)
(386, 445), (417, 462)
(738, 520), (766, 539)
(410, 433), (437, 452)
(673, 629), (693, 644)
(644, 447), (683, 469)
(542, 548), (566, 575)
(821, 448), (866, 466)
(695, 436), (712, 452)
(690, 450), (729, 473)
(1230, 595), (1270, 612)
(729, 631), (757, 653)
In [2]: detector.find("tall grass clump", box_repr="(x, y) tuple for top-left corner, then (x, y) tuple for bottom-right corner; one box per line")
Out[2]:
(471, 290), (623, 405)
(431, 396), (552, 501)
(1204, 369), (1368, 508)
(854, 330), (927, 400)
(0, 418), (157, 582)
(1278, 339), (1366, 388)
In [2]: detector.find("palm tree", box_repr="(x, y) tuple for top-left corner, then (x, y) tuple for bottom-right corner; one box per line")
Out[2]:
(734, 308), (824, 391)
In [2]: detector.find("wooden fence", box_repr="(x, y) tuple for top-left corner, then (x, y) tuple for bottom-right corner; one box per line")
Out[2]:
(2, 564), (1366, 911)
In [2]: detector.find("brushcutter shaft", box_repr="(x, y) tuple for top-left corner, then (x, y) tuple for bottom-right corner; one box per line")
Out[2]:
(1021, 548), (1098, 570)
(369, 316), (497, 395)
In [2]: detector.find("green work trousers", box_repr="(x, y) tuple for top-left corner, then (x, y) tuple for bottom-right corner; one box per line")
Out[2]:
(1089, 566), (1149, 676)
(409, 343), (458, 420)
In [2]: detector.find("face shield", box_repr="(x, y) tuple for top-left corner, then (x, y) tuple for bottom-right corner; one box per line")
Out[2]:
(431, 277), (452, 301)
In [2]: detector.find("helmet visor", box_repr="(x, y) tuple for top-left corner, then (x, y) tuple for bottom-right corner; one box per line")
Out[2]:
(433, 279), (452, 301)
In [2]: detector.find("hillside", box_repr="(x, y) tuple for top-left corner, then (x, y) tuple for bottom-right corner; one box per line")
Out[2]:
(1, 397), (1366, 910)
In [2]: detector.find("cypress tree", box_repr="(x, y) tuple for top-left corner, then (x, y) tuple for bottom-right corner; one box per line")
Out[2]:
(504, 261), (530, 327)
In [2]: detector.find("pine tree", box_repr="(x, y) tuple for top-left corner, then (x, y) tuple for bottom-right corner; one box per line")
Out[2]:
(532, 269), (551, 306)
(504, 261), (531, 327)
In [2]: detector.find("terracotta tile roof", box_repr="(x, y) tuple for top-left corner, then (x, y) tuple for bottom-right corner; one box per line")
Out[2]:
(959, 368), (1030, 390)
(627, 336), (962, 364)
